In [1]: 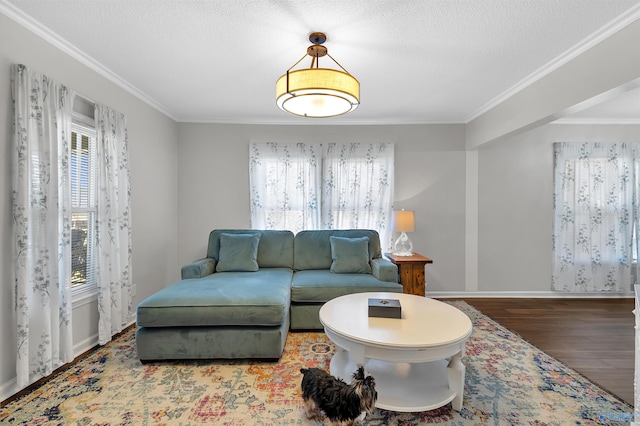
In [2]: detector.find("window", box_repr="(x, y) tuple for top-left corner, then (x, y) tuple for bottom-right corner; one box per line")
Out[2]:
(552, 142), (639, 293)
(249, 143), (322, 234)
(249, 142), (394, 248)
(71, 122), (97, 298)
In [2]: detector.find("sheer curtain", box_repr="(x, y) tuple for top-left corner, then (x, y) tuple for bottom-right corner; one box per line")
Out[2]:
(95, 105), (134, 345)
(322, 143), (394, 250)
(552, 142), (640, 292)
(249, 142), (394, 248)
(11, 64), (75, 389)
(249, 142), (322, 234)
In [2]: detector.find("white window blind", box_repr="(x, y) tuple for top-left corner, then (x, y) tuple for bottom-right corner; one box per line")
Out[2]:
(71, 122), (97, 298)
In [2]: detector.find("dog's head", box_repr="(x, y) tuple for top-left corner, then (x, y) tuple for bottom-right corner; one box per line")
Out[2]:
(351, 366), (377, 414)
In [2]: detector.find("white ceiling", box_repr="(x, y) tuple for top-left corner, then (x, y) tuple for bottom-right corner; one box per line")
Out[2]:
(4, 0), (640, 124)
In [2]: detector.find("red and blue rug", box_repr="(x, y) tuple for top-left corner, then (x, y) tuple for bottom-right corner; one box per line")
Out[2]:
(0, 301), (633, 425)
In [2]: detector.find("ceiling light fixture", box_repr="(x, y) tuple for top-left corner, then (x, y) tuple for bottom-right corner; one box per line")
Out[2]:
(276, 32), (360, 118)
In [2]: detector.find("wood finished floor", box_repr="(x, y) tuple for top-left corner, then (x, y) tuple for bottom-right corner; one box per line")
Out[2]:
(459, 298), (635, 405)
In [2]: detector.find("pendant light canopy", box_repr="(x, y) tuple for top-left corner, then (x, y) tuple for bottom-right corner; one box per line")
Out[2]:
(276, 32), (360, 118)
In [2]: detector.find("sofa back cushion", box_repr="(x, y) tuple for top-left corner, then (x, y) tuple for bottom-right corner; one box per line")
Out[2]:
(216, 233), (260, 272)
(329, 236), (372, 273)
(207, 229), (294, 269)
(294, 229), (382, 271)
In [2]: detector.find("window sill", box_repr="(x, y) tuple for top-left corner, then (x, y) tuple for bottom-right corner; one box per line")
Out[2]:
(72, 290), (98, 308)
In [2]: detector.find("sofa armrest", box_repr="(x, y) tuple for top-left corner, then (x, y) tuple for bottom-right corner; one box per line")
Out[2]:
(371, 258), (398, 283)
(181, 258), (217, 279)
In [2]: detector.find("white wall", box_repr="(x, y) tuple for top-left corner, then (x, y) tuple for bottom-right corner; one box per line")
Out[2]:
(177, 123), (467, 292)
(477, 123), (640, 293)
(0, 13), (179, 399)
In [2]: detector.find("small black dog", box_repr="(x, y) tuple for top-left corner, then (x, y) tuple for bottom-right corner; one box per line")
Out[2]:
(300, 366), (377, 425)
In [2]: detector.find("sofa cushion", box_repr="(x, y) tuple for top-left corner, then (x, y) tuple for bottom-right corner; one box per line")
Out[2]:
(137, 268), (292, 327)
(136, 322), (289, 360)
(208, 229), (294, 269)
(216, 233), (260, 272)
(291, 269), (403, 302)
(294, 230), (382, 270)
(329, 236), (371, 273)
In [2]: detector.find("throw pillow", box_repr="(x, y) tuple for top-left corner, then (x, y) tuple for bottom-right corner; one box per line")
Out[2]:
(216, 233), (260, 272)
(329, 236), (371, 274)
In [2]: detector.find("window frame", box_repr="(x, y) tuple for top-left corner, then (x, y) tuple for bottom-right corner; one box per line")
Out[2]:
(70, 115), (98, 301)
(249, 142), (394, 248)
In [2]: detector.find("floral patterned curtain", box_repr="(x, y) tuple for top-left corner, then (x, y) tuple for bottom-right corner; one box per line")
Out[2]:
(249, 142), (394, 249)
(552, 142), (640, 292)
(322, 143), (395, 250)
(95, 105), (133, 345)
(249, 143), (322, 234)
(11, 64), (75, 389)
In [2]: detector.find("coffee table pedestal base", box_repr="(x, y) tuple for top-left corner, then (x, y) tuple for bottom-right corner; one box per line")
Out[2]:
(330, 349), (464, 412)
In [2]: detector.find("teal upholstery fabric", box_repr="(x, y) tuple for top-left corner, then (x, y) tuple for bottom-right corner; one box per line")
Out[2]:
(181, 257), (217, 279)
(291, 269), (402, 303)
(207, 229), (294, 269)
(294, 229), (382, 270)
(136, 228), (401, 357)
(329, 236), (371, 273)
(136, 318), (289, 360)
(290, 304), (325, 330)
(216, 233), (260, 272)
(137, 268), (292, 327)
(370, 258), (398, 283)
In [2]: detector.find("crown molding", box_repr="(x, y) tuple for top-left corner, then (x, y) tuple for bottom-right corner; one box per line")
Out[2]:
(0, 0), (177, 121)
(465, 3), (640, 123)
(177, 116), (466, 125)
(551, 118), (640, 125)
(3, 0), (637, 126)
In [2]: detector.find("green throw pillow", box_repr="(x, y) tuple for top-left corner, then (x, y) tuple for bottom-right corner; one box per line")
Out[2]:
(216, 233), (260, 272)
(329, 236), (371, 274)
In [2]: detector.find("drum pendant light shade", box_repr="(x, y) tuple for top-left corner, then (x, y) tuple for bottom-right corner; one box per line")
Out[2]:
(276, 32), (360, 118)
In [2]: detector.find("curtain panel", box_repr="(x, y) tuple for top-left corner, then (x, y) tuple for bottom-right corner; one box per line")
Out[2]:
(95, 105), (134, 345)
(552, 142), (640, 293)
(11, 64), (75, 389)
(11, 64), (134, 390)
(249, 142), (322, 233)
(321, 142), (395, 249)
(249, 142), (394, 249)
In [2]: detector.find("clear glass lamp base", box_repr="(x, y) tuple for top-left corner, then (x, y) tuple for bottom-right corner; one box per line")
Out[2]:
(392, 232), (413, 256)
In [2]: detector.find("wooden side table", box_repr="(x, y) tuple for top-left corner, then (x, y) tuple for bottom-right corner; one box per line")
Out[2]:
(385, 252), (433, 296)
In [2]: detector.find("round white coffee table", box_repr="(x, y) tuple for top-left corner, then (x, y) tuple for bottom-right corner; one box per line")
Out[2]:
(319, 292), (472, 412)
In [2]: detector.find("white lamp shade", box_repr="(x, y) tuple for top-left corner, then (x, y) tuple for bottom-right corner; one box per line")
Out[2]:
(276, 68), (360, 118)
(392, 210), (415, 232)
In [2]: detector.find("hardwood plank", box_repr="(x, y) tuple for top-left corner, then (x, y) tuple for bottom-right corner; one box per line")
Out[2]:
(460, 298), (635, 405)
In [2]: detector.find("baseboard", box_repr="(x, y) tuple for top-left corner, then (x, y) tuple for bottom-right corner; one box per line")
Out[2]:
(431, 290), (634, 298)
(1, 318), (137, 405)
(2, 334), (103, 404)
(74, 333), (99, 356)
(73, 318), (135, 354)
(0, 378), (17, 405)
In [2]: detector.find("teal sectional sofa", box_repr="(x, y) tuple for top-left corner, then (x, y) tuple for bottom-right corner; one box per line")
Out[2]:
(135, 229), (402, 361)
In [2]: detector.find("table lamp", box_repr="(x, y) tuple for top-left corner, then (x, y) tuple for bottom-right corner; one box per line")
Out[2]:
(392, 209), (415, 256)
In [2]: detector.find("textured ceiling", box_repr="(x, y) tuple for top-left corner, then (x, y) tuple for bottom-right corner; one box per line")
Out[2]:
(4, 0), (640, 124)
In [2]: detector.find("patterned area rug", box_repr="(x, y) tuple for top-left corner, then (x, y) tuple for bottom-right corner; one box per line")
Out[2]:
(0, 301), (633, 425)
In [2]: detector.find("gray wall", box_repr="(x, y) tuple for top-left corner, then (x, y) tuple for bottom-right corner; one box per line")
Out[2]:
(175, 121), (640, 299)
(0, 13), (180, 399)
(478, 123), (640, 293)
(177, 123), (468, 293)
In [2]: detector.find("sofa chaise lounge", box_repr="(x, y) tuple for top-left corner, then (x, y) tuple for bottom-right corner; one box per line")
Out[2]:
(135, 229), (402, 361)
